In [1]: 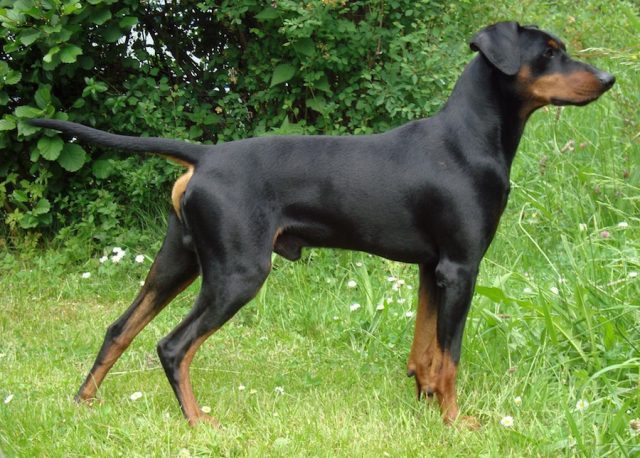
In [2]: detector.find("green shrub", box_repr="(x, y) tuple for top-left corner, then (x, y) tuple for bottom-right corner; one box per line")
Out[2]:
(0, 0), (474, 242)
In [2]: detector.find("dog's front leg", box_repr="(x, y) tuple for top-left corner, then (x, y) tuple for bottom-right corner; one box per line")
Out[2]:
(408, 260), (479, 427)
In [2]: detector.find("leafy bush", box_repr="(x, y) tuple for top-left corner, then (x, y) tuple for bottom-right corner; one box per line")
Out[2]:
(0, 0), (474, 241)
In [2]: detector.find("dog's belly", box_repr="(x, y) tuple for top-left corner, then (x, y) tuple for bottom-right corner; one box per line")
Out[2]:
(274, 212), (438, 264)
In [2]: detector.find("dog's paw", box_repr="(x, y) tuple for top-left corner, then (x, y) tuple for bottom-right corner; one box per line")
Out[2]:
(74, 394), (102, 407)
(188, 413), (222, 429)
(449, 415), (481, 430)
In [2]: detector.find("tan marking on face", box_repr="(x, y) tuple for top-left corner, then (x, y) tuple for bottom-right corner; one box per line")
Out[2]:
(517, 65), (604, 118)
(547, 39), (560, 49)
(529, 71), (603, 103)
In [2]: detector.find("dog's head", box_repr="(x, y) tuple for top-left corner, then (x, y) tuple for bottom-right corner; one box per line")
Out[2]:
(470, 22), (615, 111)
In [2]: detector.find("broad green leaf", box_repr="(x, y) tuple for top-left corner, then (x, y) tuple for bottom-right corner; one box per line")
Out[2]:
(58, 143), (87, 172)
(19, 214), (39, 229)
(79, 56), (95, 70)
(12, 190), (28, 203)
(5, 70), (22, 85)
(475, 285), (510, 303)
(306, 97), (326, 113)
(91, 8), (111, 25)
(50, 28), (73, 42)
(59, 44), (83, 63)
(14, 105), (42, 118)
(30, 147), (40, 162)
(293, 38), (315, 57)
(92, 159), (113, 179)
(17, 120), (40, 136)
(0, 118), (16, 131)
(270, 64), (296, 87)
(32, 198), (51, 215)
(12, 0), (34, 14)
(314, 74), (331, 93)
(189, 125), (203, 139)
(34, 86), (52, 109)
(62, 1), (82, 15)
(255, 7), (280, 20)
(18, 28), (41, 46)
(102, 24), (122, 42)
(119, 16), (138, 28)
(38, 136), (64, 161)
(0, 92), (8, 106)
(43, 46), (60, 63)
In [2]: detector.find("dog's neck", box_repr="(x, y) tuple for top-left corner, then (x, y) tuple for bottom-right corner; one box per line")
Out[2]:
(439, 54), (530, 170)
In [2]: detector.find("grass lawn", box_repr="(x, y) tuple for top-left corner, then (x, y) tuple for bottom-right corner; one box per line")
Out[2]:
(1, 6), (639, 458)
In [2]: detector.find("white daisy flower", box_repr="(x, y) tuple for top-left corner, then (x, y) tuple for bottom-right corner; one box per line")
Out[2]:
(575, 399), (589, 411)
(500, 415), (514, 427)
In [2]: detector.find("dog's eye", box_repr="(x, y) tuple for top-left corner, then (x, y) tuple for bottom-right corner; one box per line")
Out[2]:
(543, 47), (556, 59)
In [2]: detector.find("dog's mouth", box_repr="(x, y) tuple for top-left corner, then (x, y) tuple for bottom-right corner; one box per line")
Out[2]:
(551, 95), (600, 107)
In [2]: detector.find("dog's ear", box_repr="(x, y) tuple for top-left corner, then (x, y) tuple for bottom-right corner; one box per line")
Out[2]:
(470, 22), (521, 76)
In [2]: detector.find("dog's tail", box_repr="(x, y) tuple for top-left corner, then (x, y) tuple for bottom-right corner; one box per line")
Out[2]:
(28, 119), (209, 165)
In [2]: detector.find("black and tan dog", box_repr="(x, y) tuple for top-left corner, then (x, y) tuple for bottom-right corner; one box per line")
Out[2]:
(30, 22), (614, 427)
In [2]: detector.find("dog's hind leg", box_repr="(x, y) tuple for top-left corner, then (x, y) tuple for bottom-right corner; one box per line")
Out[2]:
(76, 212), (199, 402)
(156, 252), (271, 426)
(155, 191), (274, 426)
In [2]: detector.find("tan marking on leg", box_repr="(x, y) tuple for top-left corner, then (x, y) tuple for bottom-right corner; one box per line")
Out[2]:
(408, 269), (438, 391)
(408, 267), (478, 428)
(171, 166), (194, 218)
(434, 351), (458, 423)
(77, 272), (196, 401)
(176, 329), (221, 427)
(76, 290), (158, 401)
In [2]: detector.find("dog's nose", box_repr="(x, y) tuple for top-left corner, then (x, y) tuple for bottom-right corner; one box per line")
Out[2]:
(598, 71), (615, 89)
